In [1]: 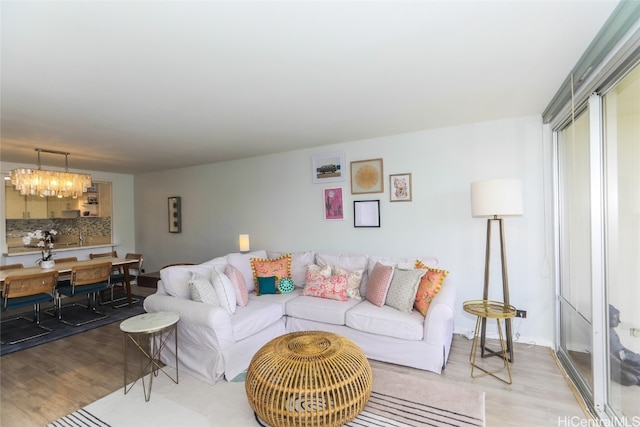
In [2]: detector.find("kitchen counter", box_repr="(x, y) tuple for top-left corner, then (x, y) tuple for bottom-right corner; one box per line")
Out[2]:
(4, 243), (118, 257)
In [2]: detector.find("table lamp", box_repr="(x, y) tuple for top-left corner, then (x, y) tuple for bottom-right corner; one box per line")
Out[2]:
(239, 234), (250, 253)
(470, 178), (523, 362)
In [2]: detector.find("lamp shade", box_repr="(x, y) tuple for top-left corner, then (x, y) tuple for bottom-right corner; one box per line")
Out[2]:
(470, 179), (523, 217)
(239, 234), (250, 252)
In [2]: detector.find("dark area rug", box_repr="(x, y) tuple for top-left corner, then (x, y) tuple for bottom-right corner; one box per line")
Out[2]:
(1, 295), (146, 356)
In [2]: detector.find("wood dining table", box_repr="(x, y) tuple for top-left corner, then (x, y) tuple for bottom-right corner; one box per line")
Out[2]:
(0, 257), (140, 308)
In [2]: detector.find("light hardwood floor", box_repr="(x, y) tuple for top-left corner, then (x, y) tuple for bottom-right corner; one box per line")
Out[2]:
(1, 285), (589, 427)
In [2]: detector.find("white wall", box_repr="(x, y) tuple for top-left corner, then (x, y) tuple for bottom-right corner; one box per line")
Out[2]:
(1, 162), (135, 264)
(135, 115), (555, 346)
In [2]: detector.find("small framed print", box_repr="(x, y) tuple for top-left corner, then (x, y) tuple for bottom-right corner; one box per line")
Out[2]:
(312, 152), (346, 184)
(389, 173), (412, 202)
(323, 187), (344, 220)
(351, 158), (383, 194)
(168, 196), (181, 233)
(354, 200), (380, 228)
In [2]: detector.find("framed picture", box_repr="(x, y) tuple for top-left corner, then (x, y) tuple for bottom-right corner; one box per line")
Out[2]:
(350, 158), (384, 194)
(354, 200), (380, 228)
(389, 173), (412, 202)
(312, 152), (346, 184)
(323, 187), (344, 220)
(168, 196), (181, 233)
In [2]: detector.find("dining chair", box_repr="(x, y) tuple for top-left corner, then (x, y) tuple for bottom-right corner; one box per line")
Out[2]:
(56, 262), (112, 326)
(1, 270), (59, 345)
(52, 257), (78, 288)
(0, 263), (24, 271)
(0, 264), (24, 298)
(102, 253), (143, 308)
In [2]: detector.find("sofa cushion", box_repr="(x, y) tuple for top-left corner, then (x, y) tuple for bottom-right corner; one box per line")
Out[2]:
(231, 299), (284, 341)
(302, 274), (349, 301)
(250, 254), (291, 287)
(286, 295), (361, 325)
(227, 250), (267, 293)
(413, 260), (449, 316)
(385, 268), (426, 313)
(224, 264), (248, 306)
(211, 267), (237, 314)
(365, 262), (394, 307)
(316, 253), (368, 273)
(268, 251), (315, 287)
(346, 300), (425, 341)
(248, 288), (301, 311)
(201, 256), (229, 270)
(160, 264), (215, 300)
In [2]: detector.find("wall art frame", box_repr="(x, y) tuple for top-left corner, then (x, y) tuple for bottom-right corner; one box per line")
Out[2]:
(168, 196), (181, 233)
(389, 173), (413, 202)
(312, 151), (346, 184)
(350, 158), (384, 194)
(323, 187), (344, 221)
(354, 200), (380, 228)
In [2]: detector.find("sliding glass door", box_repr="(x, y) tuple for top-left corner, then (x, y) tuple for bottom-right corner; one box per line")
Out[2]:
(603, 64), (640, 421)
(556, 108), (594, 395)
(555, 62), (640, 422)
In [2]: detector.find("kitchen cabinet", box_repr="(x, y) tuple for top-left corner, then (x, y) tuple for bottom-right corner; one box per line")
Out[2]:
(4, 185), (48, 219)
(5, 186), (25, 219)
(47, 197), (80, 218)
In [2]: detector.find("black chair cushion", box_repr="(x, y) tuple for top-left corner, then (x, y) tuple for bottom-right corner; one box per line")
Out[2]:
(57, 282), (109, 297)
(5, 293), (53, 310)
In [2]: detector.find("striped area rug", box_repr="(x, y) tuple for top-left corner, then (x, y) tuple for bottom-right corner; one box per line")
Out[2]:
(346, 390), (484, 427)
(47, 366), (484, 427)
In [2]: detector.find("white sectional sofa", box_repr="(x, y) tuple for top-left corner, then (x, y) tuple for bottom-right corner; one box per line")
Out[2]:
(143, 250), (456, 385)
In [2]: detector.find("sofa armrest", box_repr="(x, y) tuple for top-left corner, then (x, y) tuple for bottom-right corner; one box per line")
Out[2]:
(423, 280), (456, 346)
(143, 294), (234, 346)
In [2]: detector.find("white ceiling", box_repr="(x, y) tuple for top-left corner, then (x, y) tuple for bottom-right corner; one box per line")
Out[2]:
(0, 1), (619, 175)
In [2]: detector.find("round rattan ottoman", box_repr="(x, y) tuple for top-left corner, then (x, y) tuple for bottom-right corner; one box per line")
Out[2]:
(245, 331), (372, 427)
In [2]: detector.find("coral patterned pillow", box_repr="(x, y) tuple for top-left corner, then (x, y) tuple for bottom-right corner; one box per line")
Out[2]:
(302, 273), (349, 301)
(250, 254), (292, 287)
(305, 264), (332, 288)
(365, 262), (394, 307)
(413, 260), (449, 316)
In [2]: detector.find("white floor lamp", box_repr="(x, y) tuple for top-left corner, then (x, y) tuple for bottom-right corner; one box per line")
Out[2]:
(470, 179), (523, 363)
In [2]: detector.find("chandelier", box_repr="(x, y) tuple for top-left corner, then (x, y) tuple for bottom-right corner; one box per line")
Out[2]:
(10, 148), (92, 198)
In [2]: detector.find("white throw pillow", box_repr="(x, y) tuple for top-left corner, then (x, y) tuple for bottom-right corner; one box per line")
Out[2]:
(189, 271), (220, 306)
(160, 264), (215, 300)
(211, 267), (237, 314)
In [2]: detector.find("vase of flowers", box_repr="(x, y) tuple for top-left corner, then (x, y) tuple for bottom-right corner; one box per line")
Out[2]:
(25, 229), (58, 268)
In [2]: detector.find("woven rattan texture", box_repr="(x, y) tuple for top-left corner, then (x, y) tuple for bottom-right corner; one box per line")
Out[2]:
(245, 331), (372, 427)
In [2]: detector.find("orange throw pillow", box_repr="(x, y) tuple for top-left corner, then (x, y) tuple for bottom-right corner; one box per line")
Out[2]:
(250, 254), (292, 287)
(413, 260), (449, 316)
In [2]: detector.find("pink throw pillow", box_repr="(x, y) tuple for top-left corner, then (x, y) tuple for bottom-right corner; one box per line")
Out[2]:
(365, 262), (394, 307)
(225, 264), (249, 306)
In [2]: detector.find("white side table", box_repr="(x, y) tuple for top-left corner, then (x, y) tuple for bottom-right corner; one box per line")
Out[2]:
(120, 311), (179, 401)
